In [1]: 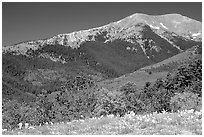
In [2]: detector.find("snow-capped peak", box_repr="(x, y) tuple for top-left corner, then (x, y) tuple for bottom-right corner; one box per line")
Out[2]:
(3, 13), (201, 56)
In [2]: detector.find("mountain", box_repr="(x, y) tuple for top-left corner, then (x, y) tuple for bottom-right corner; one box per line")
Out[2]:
(3, 13), (201, 51)
(2, 13), (202, 102)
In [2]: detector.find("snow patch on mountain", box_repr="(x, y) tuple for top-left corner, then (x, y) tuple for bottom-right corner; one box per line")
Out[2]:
(160, 23), (168, 29)
(158, 34), (183, 52)
(149, 24), (160, 30)
(38, 53), (67, 64)
(3, 42), (41, 56)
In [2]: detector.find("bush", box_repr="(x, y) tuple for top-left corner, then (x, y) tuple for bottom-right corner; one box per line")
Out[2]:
(120, 84), (145, 114)
(64, 75), (95, 91)
(2, 99), (22, 129)
(170, 91), (201, 112)
(166, 59), (202, 92)
(37, 85), (99, 122)
(140, 59), (202, 113)
(93, 87), (127, 116)
(119, 82), (138, 93)
(2, 99), (47, 129)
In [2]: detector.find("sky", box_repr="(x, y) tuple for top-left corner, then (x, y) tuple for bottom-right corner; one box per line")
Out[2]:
(2, 2), (202, 46)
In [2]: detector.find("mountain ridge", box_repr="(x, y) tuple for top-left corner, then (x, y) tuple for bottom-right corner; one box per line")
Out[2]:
(3, 13), (201, 50)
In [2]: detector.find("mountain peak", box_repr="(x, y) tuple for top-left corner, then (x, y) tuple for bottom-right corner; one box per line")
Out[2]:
(3, 13), (201, 55)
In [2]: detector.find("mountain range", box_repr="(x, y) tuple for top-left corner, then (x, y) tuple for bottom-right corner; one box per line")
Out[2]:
(2, 13), (202, 102)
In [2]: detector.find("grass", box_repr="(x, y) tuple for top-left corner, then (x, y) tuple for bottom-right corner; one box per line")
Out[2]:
(3, 109), (202, 135)
(140, 45), (201, 73)
(99, 44), (201, 91)
(98, 70), (168, 90)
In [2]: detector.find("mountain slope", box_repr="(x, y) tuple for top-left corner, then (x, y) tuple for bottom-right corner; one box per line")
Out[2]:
(2, 13), (202, 102)
(140, 44), (202, 72)
(98, 44), (202, 90)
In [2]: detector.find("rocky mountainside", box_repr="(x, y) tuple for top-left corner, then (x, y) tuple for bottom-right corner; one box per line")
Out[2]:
(3, 13), (201, 53)
(2, 13), (202, 102)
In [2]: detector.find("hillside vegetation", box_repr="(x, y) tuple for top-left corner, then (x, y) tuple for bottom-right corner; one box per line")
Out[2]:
(2, 59), (202, 134)
(140, 44), (201, 73)
(98, 45), (201, 91)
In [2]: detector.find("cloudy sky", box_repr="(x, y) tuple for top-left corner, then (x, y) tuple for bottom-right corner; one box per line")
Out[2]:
(2, 2), (202, 46)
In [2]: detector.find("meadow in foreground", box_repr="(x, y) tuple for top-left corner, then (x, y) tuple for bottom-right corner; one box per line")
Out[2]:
(3, 109), (202, 135)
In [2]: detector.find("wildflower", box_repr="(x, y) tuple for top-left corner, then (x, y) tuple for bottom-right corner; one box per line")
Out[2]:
(179, 112), (183, 116)
(153, 111), (158, 115)
(124, 111), (135, 119)
(2, 129), (7, 132)
(144, 118), (150, 122)
(188, 115), (194, 119)
(50, 122), (53, 125)
(25, 123), (29, 129)
(187, 109), (194, 113)
(28, 126), (35, 129)
(45, 122), (48, 125)
(151, 119), (156, 123)
(136, 115), (142, 120)
(162, 109), (166, 114)
(142, 115), (149, 119)
(107, 114), (114, 118)
(18, 122), (23, 129)
(129, 111), (135, 117)
(80, 115), (84, 118)
(168, 118), (172, 121)
(116, 113), (120, 117)
(195, 111), (202, 116)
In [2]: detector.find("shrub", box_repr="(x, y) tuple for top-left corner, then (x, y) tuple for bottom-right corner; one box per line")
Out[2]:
(36, 85), (99, 122)
(2, 99), (22, 129)
(144, 82), (151, 89)
(2, 98), (48, 129)
(141, 59), (202, 113)
(118, 82), (146, 114)
(170, 91), (201, 112)
(166, 59), (202, 92)
(93, 88), (127, 116)
(119, 82), (138, 93)
(64, 75), (95, 91)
